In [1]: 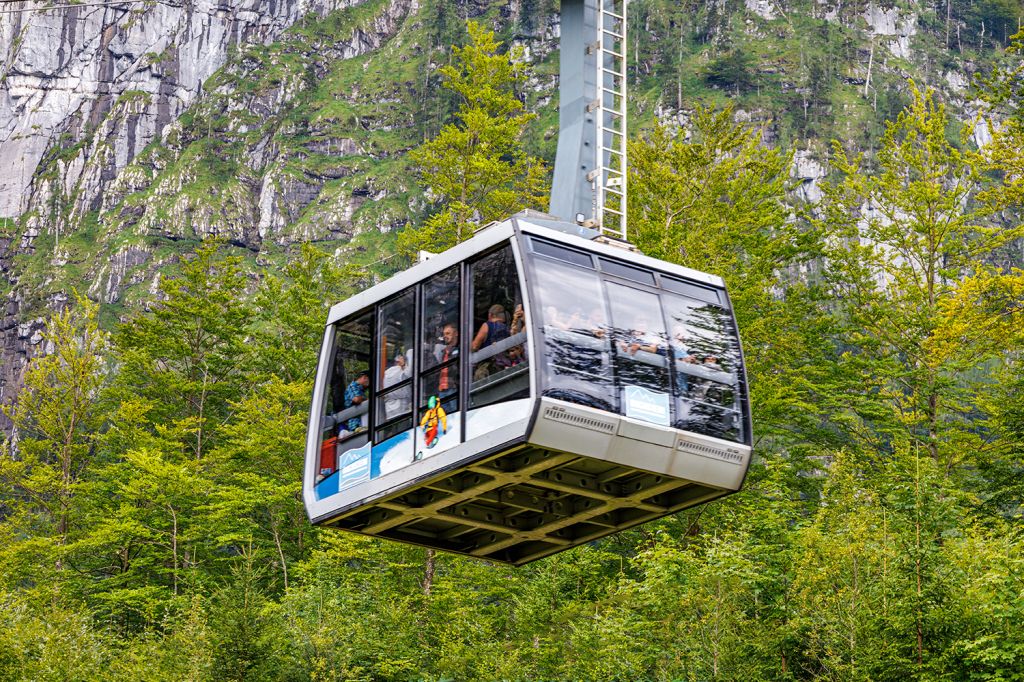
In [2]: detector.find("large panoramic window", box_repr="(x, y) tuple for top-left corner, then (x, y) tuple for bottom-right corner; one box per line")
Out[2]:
(468, 245), (530, 410)
(530, 256), (616, 413)
(606, 282), (671, 425)
(661, 293), (745, 443)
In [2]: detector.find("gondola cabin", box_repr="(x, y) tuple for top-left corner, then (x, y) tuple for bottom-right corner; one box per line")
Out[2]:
(303, 212), (752, 565)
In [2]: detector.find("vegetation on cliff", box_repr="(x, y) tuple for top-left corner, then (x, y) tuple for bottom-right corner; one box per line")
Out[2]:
(1, 12), (1023, 682)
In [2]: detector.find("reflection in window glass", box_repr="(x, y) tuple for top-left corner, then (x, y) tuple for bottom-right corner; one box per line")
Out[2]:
(377, 291), (415, 434)
(422, 267), (459, 371)
(662, 293), (744, 443)
(469, 246), (529, 410)
(531, 258), (615, 412)
(605, 282), (670, 425)
(317, 311), (373, 492)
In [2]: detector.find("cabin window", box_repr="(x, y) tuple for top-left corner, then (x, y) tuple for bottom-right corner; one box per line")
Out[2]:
(599, 257), (656, 285)
(328, 312), (374, 439)
(661, 293), (744, 443)
(469, 245), (530, 412)
(530, 256), (616, 413)
(375, 290), (415, 445)
(421, 266), (460, 371)
(418, 268), (463, 456)
(530, 238), (594, 268)
(660, 276), (723, 306)
(315, 310), (374, 495)
(606, 282), (671, 425)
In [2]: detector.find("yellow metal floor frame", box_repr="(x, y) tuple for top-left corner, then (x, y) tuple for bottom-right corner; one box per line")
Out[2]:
(325, 443), (726, 565)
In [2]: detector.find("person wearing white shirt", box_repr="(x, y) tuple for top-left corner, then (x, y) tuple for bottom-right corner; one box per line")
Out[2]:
(382, 352), (411, 419)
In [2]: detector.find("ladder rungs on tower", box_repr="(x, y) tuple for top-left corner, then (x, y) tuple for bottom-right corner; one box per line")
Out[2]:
(595, 0), (628, 240)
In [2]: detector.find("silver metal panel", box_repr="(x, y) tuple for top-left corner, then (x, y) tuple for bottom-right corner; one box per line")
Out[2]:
(669, 430), (749, 489)
(303, 325), (337, 518)
(617, 417), (676, 447)
(550, 0), (598, 224)
(528, 398), (749, 491)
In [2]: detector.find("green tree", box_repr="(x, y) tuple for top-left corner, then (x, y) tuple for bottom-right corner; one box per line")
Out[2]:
(979, 28), (1024, 212)
(251, 244), (359, 384)
(803, 84), (1024, 675)
(0, 297), (106, 580)
(400, 21), (548, 254)
(703, 48), (755, 92)
(112, 240), (251, 461)
(817, 85), (1024, 467)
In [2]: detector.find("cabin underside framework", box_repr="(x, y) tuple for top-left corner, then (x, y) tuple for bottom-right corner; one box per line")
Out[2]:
(326, 442), (725, 565)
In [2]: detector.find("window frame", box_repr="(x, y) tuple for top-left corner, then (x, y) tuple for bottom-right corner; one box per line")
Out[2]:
(465, 242), (532, 418)
(524, 238), (749, 443)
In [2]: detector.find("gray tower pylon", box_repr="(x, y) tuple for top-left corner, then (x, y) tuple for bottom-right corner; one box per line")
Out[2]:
(549, 0), (628, 240)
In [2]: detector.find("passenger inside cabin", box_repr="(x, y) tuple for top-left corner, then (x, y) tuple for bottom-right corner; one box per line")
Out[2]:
(508, 303), (526, 364)
(435, 322), (459, 365)
(342, 370), (370, 433)
(471, 304), (510, 352)
(472, 304), (518, 378)
(382, 351), (411, 419)
(435, 322), (459, 410)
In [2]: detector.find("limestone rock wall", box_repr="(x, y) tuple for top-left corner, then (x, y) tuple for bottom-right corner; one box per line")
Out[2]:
(0, 0), (365, 218)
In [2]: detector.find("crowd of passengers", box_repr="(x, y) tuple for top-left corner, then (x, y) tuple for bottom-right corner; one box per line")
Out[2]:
(335, 303), (528, 440)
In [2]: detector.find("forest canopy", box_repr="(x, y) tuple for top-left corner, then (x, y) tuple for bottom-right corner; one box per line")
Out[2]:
(1, 23), (1023, 682)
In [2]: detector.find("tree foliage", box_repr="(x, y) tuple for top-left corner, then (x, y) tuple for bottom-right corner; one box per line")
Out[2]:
(400, 21), (548, 254)
(1, 26), (1024, 682)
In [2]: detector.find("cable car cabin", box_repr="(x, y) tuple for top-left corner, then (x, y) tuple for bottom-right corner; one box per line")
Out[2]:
(304, 212), (753, 565)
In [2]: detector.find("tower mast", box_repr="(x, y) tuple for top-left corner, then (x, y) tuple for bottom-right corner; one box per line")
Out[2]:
(549, 0), (628, 240)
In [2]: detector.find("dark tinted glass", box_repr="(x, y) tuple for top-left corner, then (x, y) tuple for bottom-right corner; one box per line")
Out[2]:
(599, 258), (656, 285)
(661, 276), (722, 306)
(662, 293), (744, 443)
(531, 238), (594, 268)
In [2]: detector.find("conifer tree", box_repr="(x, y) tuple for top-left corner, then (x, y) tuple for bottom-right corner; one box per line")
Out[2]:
(0, 297), (106, 577)
(400, 21), (547, 254)
(112, 240), (251, 461)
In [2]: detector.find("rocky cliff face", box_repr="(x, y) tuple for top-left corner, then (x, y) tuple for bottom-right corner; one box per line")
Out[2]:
(0, 0), (367, 218)
(0, 0), (423, 425)
(0, 0), (1014, 428)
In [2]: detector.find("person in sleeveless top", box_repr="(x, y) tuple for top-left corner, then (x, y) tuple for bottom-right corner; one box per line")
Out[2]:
(472, 304), (513, 379)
